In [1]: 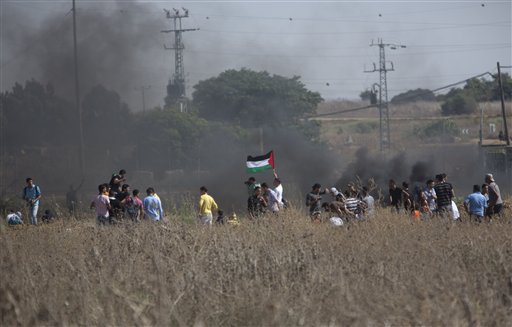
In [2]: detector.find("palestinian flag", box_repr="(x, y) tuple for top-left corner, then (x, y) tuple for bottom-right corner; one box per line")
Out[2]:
(246, 151), (275, 173)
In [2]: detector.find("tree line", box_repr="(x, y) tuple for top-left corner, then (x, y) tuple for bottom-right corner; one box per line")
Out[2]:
(359, 73), (512, 115)
(0, 69), (329, 189)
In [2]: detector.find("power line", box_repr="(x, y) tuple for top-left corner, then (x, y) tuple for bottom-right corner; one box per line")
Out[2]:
(199, 20), (509, 36)
(307, 71), (495, 119)
(185, 44), (509, 59)
(192, 13), (503, 27)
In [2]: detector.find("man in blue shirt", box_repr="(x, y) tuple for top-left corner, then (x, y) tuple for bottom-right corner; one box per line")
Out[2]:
(464, 185), (487, 222)
(22, 177), (41, 225)
(143, 187), (164, 221)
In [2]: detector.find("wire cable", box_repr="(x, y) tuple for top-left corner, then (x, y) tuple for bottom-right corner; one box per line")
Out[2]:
(307, 71), (494, 118)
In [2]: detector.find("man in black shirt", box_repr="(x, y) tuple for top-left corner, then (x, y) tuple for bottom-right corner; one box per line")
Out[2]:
(109, 169), (127, 195)
(388, 179), (402, 213)
(116, 184), (131, 202)
(434, 173), (454, 218)
(306, 183), (327, 221)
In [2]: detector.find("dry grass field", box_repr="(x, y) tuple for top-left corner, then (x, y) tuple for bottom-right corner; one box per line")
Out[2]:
(1, 208), (512, 326)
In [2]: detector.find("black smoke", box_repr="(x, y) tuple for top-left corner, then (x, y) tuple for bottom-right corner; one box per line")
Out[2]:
(3, 2), (164, 105)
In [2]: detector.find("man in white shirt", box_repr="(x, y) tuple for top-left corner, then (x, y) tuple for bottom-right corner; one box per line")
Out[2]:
(272, 178), (284, 209)
(362, 186), (375, 217)
(262, 183), (280, 214)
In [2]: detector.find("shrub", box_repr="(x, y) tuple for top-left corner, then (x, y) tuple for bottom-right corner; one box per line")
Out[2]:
(354, 121), (378, 134)
(414, 120), (459, 141)
(441, 92), (477, 115)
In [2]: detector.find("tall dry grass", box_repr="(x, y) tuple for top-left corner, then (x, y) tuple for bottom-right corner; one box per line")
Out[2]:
(1, 208), (512, 326)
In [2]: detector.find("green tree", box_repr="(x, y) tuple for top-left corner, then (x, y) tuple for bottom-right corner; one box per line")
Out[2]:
(463, 78), (493, 102)
(192, 69), (323, 128)
(441, 90), (477, 115)
(1, 80), (74, 150)
(413, 120), (459, 142)
(391, 88), (436, 104)
(134, 108), (208, 171)
(359, 89), (374, 102)
(491, 73), (512, 101)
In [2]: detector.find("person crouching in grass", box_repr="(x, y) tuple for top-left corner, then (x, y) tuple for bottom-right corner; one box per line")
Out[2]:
(6, 210), (23, 225)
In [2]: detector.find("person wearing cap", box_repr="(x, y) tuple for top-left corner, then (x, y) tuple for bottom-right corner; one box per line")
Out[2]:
(321, 200), (354, 221)
(244, 177), (261, 197)
(485, 173), (503, 217)
(306, 183), (327, 221)
(329, 187), (346, 202)
(464, 185), (487, 223)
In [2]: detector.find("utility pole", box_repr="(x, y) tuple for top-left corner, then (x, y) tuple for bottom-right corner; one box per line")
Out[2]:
(497, 62), (510, 146)
(72, 0), (85, 176)
(161, 8), (198, 112)
(136, 85), (151, 113)
(364, 39), (406, 151)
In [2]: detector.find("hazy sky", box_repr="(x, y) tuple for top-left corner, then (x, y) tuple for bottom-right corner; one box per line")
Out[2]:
(1, 0), (511, 110)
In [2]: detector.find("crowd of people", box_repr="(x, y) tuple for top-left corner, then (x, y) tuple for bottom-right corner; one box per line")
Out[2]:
(309, 172), (504, 226)
(4, 168), (506, 227)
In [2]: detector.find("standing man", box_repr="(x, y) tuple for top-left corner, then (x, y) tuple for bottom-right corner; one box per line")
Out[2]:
(66, 179), (84, 215)
(198, 186), (219, 225)
(402, 182), (412, 212)
(109, 169), (127, 195)
(261, 183), (279, 214)
(362, 186), (375, 217)
(485, 173), (503, 217)
(125, 189), (144, 222)
(273, 178), (285, 209)
(464, 185), (487, 223)
(388, 180), (402, 213)
(306, 183), (327, 221)
(22, 178), (42, 225)
(143, 187), (164, 221)
(422, 179), (437, 216)
(90, 184), (111, 225)
(434, 173), (454, 218)
(248, 186), (267, 219)
(345, 189), (365, 220)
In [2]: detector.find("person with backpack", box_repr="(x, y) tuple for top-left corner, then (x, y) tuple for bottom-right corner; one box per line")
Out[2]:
(125, 189), (144, 222)
(22, 177), (42, 225)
